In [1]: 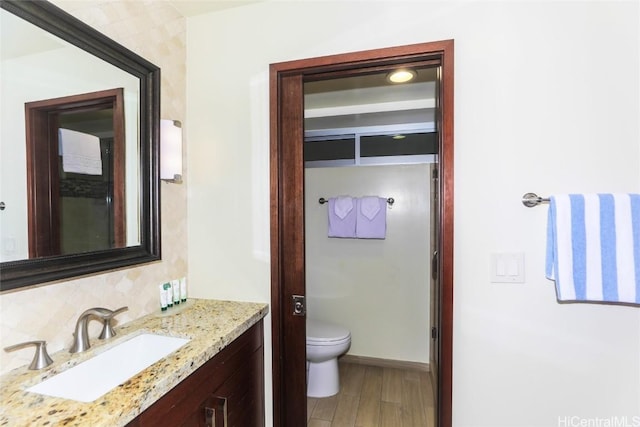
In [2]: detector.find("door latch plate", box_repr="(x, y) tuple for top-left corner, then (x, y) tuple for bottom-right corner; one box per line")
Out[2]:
(292, 295), (305, 316)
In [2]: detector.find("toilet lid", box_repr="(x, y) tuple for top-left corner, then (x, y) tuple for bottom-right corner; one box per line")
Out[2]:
(307, 319), (350, 343)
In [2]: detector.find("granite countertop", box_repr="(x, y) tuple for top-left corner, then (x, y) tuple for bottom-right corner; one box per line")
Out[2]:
(0, 299), (269, 427)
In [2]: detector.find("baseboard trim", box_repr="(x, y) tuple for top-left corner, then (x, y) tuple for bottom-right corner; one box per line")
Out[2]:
(340, 354), (430, 372)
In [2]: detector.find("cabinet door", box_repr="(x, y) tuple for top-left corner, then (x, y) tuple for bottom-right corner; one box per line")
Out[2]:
(211, 340), (264, 427)
(127, 321), (264, 427)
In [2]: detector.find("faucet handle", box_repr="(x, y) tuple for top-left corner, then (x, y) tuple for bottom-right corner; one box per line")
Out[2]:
(4, 340), (54, 370)
(98, 306), (128, 340)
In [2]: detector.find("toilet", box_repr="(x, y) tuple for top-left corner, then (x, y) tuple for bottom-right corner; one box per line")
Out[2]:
(306, 318), (351, 398)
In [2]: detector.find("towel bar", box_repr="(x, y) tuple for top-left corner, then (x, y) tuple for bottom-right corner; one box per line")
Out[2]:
(319, 197), (395, 206)
(522, 192), (550, 208)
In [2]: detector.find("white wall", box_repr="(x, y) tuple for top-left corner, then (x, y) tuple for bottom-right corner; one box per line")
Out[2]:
(305, 164), (431, 363)
(186, 1), (640, 426)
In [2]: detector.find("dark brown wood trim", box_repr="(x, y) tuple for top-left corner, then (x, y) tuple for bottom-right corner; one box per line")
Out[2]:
(268, 62), (283, 427)
(24, 88), (126, 257)
(111, 88), (126, 248)
(438, 38), (455, 427)
(25, 102), (56, 257)
(269, 61), (284, 426)
(270, 39), (454, 427)
(273, 40), (452, 77)
(270, 69), (307, 426)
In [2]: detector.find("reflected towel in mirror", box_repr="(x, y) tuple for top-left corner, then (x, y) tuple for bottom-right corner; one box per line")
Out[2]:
(59, 128), (102, 175)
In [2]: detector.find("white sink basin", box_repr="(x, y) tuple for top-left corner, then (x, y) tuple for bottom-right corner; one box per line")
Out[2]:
(27, 334), (190, 402)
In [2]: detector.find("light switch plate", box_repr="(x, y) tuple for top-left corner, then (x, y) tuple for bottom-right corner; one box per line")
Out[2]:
(490, 252), (525, 283)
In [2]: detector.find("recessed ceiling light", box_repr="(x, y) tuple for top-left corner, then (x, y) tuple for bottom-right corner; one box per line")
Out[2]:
(392, 134), (406, 140)
(387, 69), (417, 84)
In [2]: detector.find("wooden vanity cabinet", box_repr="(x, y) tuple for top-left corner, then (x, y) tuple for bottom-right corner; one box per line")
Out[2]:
(127, 320), (264, 427)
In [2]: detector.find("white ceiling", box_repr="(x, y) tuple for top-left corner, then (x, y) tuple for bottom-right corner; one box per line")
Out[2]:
(167, 0), (264, 17)
(0, 0), (262, 60)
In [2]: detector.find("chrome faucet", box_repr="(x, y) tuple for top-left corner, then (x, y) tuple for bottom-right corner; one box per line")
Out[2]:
(70, 306), (128, 353)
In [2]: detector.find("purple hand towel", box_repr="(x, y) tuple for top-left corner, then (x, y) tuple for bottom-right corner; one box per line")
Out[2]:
(356, 197), (387, 239)
(328, 196), (357, 238)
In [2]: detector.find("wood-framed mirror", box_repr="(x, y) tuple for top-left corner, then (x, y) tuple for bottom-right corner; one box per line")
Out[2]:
(0, 0), (160, 291)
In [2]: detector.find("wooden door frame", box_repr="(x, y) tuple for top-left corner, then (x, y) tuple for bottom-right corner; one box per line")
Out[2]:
(270, 39), (454, 426)
(25, 88), (126, 257)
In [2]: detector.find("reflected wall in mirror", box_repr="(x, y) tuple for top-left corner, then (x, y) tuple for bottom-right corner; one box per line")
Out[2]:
(0, 0), (160, 291)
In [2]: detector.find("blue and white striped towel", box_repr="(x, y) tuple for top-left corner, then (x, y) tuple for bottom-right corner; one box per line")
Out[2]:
(546, 194), (640, 304)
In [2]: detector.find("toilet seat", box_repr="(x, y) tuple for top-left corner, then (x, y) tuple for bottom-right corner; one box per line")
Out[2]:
(307, 319), (351, 345)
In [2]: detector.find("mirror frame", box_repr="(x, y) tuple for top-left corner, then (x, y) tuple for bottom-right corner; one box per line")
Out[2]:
(0, 0), (161, 291)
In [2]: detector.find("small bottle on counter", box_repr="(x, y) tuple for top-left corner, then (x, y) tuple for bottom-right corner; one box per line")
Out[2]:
(166, 282), (173, 308)
(180, 277), (187, 302)
(159, 283), (170, 311)
(172, 279), (181, 305)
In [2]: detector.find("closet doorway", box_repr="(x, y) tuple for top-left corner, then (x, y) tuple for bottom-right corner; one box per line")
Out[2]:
(270, 40), (454, 427)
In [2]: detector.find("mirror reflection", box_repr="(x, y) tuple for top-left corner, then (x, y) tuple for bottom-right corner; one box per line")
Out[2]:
(0, 7), (140, 262)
